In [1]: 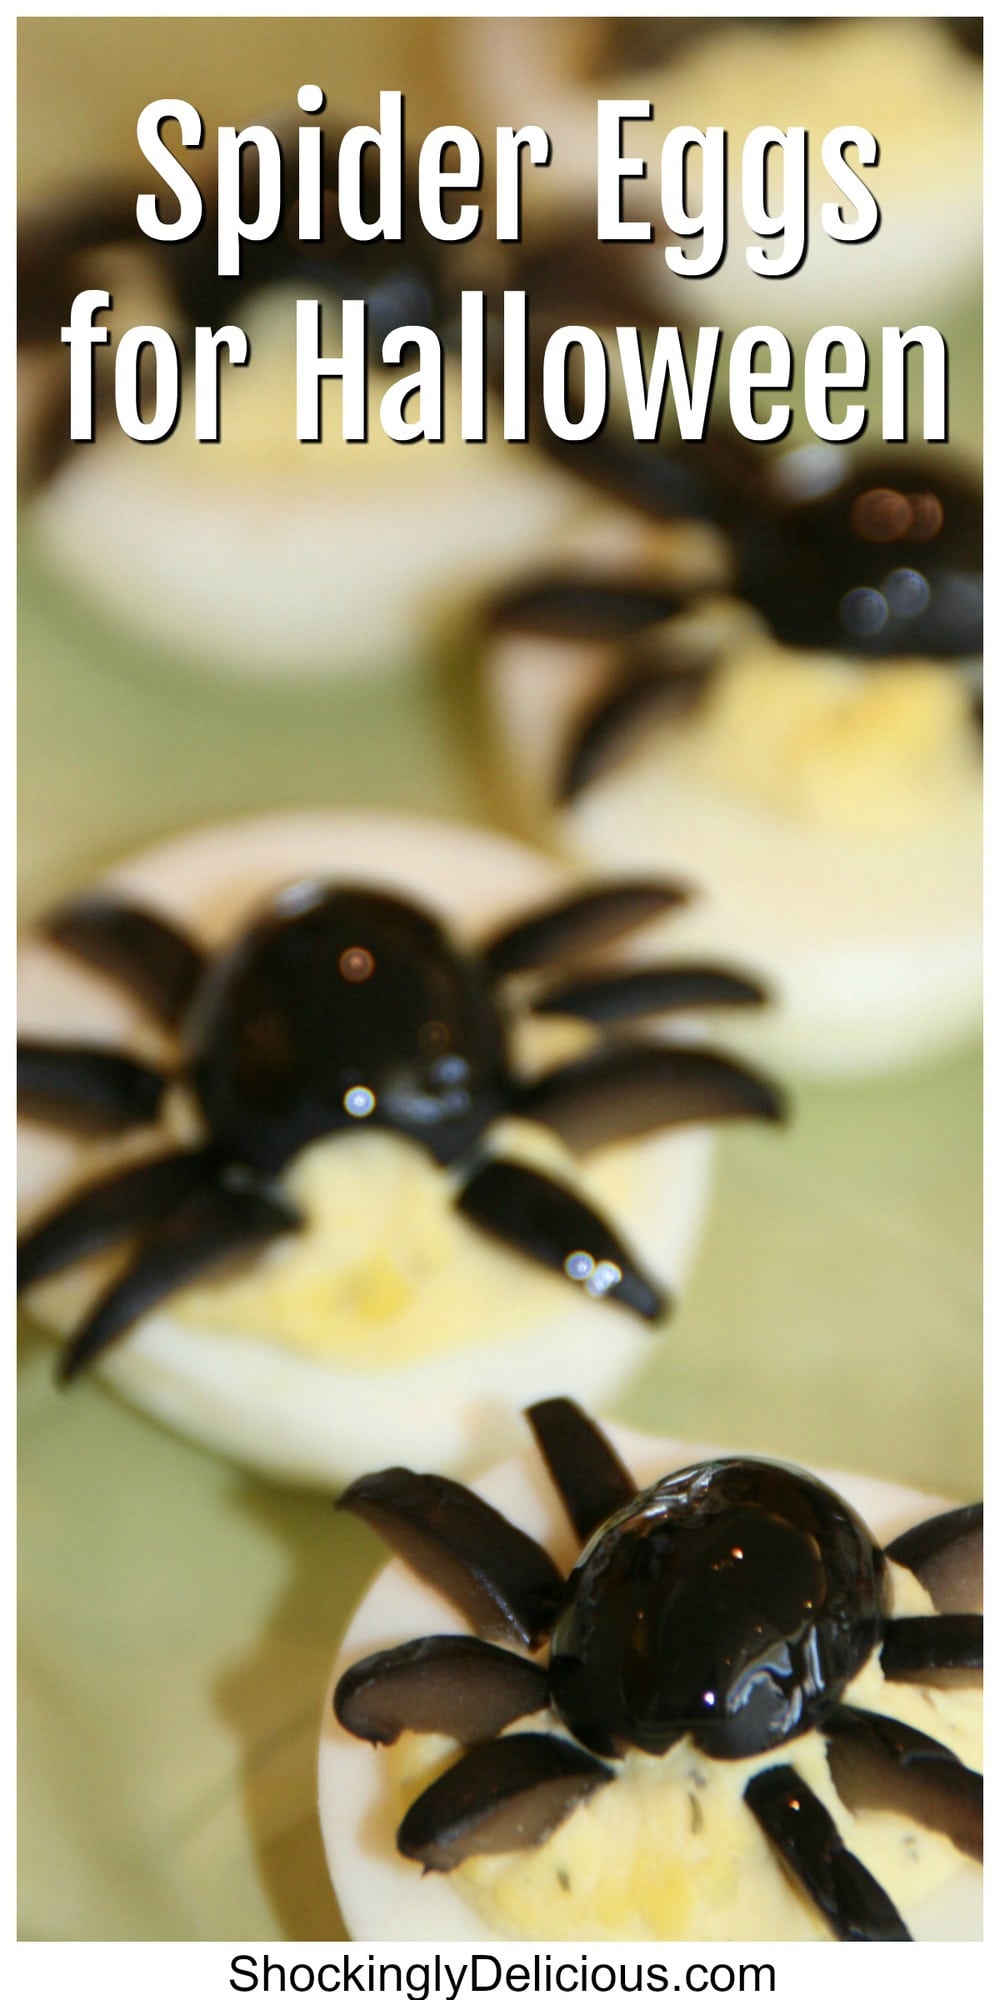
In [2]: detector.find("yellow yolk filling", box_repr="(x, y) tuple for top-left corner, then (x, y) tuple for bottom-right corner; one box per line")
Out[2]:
(172, 1119), (640, 1369)
(659, 646), (980, 840)
(385, 1564), (981, 1941)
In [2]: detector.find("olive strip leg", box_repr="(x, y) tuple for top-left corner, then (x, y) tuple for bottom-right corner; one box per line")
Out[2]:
(18, 1039), (168, 1133)
(526, 1397), (638, 1544)
(457, 1156), (666, 1322)
(886, 1505), (983, 1613)
(516, 1043), (785, 1153)
(45, 892), (205, 1028)
(58, 1175), (300, 1382)
(744, 1764), (911, 1942)
(397, 1734), (614, 1872)
(18, 1149), (220, 1293)
(335, 1636), (549, 1746)
(338, 1468), (565, 1651)
(825, 1708), (982, 1864)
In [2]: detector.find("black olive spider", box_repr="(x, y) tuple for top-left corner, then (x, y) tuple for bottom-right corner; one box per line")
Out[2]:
(490, 446), (984, 805)
(17, 124), (486, 495)
(17, 123), (658, 497)
(18, 874), (783, 1382)
(333, 1397), (983, 1942)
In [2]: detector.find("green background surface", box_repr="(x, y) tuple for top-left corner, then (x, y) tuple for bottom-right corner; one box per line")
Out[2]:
(18, 15), (982, 1943)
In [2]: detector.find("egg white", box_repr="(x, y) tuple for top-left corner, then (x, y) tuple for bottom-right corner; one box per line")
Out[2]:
(320, 1426), (983, 1942)
(26, 290), (586, 681)
(486, 612), (983, 1078)
(18, 811), (719, 1486)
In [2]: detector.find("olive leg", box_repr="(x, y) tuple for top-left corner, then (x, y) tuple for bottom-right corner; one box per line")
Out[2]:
(337, 1466), (564, 1650)
(531, 963), (768, 1026)
(515, 1043), (785, 1152)
(484, 882), (690, 979)
(743, 1764), (911, 1941)
(885, 1504), (983, 1613)
(334, 1635), (549, 1745)
(18, 1038), (168, 1133)
(397, 1734), (613, 1871)
(488, 575), (685, 642)
(44, 892), (205, 1028)
(57, 1174), (300, 1382)
(18, 1148), (220, 1292)
(825, 1707), (982, 1864)
(558, 664), (711, 802)
(456, 1156), (666, 1322)
(526, 1397), (637, 1544)
(879, 1614), (983, 1690)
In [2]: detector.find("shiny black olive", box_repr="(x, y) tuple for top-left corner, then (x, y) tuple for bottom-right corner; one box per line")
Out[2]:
(736, 454), (983, 660)
(188, 885), (508, 1173)
(549, 1459), (888, 1760)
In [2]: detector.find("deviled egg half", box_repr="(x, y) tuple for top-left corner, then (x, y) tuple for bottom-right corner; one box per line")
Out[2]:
(17, 811), (783, 1487)
(485, 448), (983, 1077)
(19, 155), (584, 679)
(321, 1410), (983, 1943)
(26, 290), (583, 681)
(452, 14), (982, 338)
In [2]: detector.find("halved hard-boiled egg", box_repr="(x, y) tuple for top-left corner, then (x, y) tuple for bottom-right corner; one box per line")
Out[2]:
(320, 1422), (983, 1942)
(24, 284), (584, 681)
(484, 458), (983, 1078)
(451, 15), (982, 340)
(17, 810), (763, 1487)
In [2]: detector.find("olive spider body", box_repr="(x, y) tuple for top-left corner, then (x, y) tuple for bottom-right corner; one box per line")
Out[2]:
(18, 140), (452, 364)
(548, 1459), (887, 1762)
(18, 872), (783, 1382)
(187, 886), (509, 1174)
(333, 1400), (983, 1942)
(736, 456), (984, 663)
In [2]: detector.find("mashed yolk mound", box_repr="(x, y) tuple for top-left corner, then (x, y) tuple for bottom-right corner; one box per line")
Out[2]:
(668, 647), (980, 841)
(173, 1120), (640, 1369)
